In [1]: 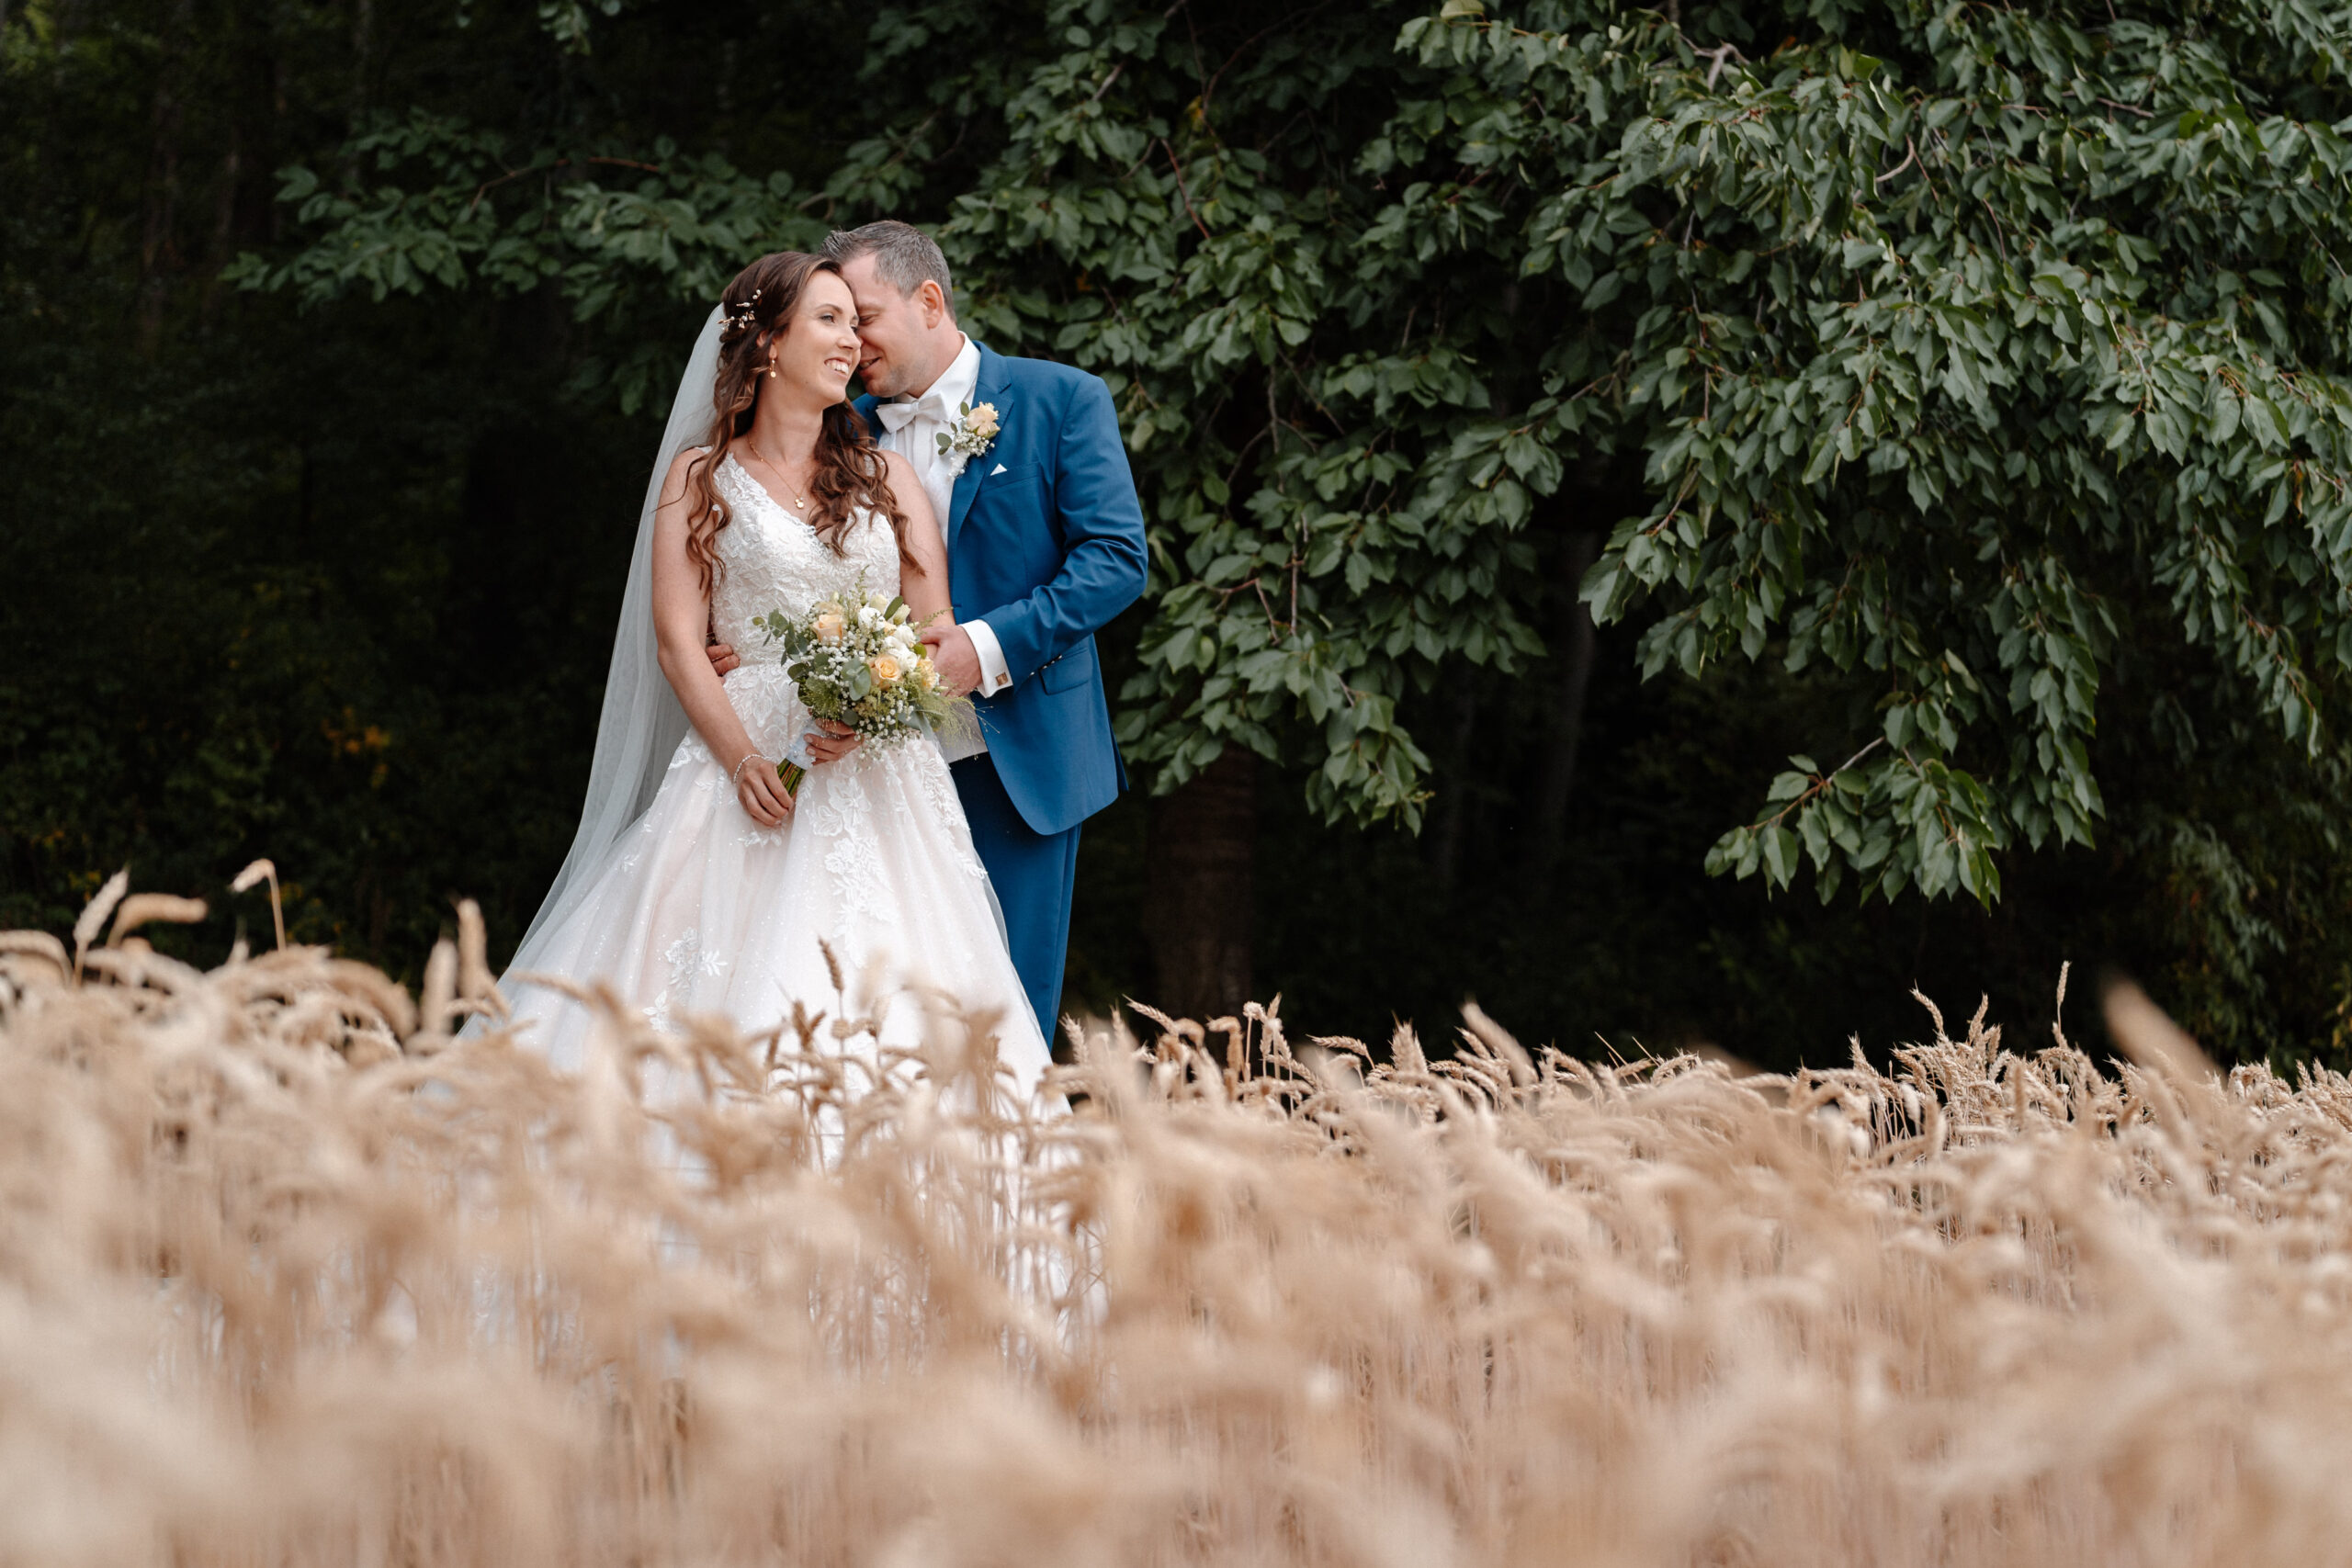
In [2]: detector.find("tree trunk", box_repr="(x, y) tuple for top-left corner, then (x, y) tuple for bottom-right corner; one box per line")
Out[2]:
(350, 0), (375, 126)
(206, 4), (283, 326)
(137, 0), (197, 352)
(1534, 527), (1600, 875)
(1429, 682), (1479, 897)
(1143, 748), (1256, 1021)
(202, 126), (242, 331)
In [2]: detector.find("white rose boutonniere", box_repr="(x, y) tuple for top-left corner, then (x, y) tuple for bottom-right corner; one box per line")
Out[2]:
(937, 400), (1001, 470)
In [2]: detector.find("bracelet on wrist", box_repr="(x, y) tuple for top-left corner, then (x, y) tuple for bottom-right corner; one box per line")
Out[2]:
(733, 752), (770, 786)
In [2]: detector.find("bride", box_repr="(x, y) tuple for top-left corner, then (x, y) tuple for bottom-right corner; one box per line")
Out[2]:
(494, 251), (1051, 1091)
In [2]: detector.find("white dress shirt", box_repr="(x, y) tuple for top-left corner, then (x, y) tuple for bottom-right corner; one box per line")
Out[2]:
(870, 341), (1006, 771)
(873, 336), (1012, 760)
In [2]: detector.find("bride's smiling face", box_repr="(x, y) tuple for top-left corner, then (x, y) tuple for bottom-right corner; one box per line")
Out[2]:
(763, 271), (863, 406)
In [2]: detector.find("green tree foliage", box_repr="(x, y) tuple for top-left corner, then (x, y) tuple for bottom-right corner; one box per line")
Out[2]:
(1386, 1), (2352, 908)
(251, 0), (2352, 906)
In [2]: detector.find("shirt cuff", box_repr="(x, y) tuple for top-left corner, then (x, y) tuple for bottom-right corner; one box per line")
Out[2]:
(966, 617), (1013, 696)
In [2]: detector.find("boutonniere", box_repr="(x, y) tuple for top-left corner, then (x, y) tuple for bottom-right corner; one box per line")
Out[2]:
(937, 400), (1001, 466)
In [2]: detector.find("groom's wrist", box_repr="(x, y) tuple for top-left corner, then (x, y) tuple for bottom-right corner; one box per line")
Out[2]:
(965, 618), (1013, 695)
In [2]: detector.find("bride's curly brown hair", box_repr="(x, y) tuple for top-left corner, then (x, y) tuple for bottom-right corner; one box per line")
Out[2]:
(681, 251), (909, 594)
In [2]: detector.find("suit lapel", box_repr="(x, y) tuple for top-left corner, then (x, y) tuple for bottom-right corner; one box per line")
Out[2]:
(852, 393), (883, 440)
(946, 344), (1015, 554)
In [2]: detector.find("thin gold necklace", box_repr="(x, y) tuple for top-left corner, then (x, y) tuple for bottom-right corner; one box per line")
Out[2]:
(743, 437), (814, 513)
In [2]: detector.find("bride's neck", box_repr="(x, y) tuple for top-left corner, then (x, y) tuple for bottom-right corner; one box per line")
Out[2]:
(745, 393), (826, 466)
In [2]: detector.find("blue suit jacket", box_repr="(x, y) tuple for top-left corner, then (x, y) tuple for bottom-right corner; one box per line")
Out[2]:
(856, 343), (1148, 836)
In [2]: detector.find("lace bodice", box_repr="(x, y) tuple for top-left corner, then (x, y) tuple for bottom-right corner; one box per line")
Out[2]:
(709, 454), (901, 652)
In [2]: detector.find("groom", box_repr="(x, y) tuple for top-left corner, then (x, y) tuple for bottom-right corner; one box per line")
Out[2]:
(711, 221), (1148, 1038)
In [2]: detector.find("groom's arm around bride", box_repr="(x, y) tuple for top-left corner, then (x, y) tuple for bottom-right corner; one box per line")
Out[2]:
(719, 220), (1148, 1036)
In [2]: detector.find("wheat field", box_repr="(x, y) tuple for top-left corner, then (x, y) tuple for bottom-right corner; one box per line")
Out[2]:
(5, 873), (2352, 1566)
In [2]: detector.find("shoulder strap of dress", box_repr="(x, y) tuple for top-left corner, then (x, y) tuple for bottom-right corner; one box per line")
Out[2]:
(707, 448), (751, 506)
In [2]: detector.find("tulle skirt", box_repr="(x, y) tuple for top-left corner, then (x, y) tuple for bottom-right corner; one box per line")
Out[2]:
(503, 665), (1050, 1095)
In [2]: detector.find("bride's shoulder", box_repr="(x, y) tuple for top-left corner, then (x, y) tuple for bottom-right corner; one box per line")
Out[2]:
(669, 445), (730, 481)
(658, 446), (729, 507)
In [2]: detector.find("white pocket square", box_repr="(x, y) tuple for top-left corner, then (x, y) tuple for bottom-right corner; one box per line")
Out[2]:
(989, 463), (1008, 476)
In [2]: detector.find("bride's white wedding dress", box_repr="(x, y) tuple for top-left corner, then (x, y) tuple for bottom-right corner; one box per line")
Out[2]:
(503, 454), (1052, 1089)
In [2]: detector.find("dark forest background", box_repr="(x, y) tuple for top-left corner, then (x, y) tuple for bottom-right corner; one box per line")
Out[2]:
(9, 0), (2352, 1072)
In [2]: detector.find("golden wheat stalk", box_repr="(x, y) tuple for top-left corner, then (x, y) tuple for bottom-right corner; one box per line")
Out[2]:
(7, 874), (2352, 1564)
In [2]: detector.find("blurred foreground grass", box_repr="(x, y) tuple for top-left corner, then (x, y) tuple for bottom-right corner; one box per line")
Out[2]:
(3, 874), (2350, 1565)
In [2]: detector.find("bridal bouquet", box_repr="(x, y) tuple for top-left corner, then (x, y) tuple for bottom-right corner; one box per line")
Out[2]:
(752, 581), (967, 795)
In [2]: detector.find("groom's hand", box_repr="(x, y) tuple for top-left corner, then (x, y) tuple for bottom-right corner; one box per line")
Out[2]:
(919, 624), (983, 697)
(806, 718), (862, 764)
(706, 642), (740, 678)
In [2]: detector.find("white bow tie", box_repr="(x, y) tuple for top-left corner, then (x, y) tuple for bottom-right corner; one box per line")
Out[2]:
(875, 389), (954, 434)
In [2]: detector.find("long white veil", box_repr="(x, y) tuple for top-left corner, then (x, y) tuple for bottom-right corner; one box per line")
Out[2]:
(507, 306), (725, 969)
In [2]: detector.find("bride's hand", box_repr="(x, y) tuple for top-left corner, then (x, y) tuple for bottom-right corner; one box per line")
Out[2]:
(736, 755), (793, 826)
(806, 719), (862, 765)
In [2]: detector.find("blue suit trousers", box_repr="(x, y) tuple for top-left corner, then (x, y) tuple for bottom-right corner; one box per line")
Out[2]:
(954, 754), (1081, 1042)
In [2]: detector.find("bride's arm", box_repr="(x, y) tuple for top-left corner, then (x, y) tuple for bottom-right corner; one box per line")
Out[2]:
(650, 450), (794, 826)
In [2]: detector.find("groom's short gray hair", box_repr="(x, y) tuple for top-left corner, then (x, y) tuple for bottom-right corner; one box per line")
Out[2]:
(824, 221), (956, 321)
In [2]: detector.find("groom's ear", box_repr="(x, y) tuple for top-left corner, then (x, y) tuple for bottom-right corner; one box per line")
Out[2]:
(917, 279), (954, 330)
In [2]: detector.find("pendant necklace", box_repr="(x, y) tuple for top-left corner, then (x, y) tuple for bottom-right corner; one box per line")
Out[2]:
(745, 437), (815, 514)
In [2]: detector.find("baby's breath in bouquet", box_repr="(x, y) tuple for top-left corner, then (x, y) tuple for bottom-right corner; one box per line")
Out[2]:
(753, 578), (967, 795)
